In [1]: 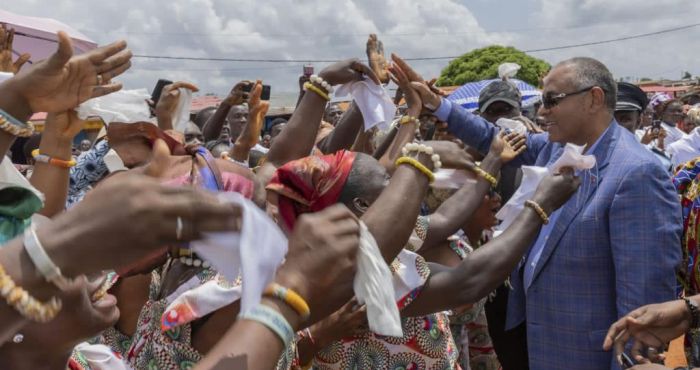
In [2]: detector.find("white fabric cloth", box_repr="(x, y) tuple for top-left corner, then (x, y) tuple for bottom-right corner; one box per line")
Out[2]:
(661, 122), (686, 148)
(191, 192), (288, 314)
(0, 157), (44, 202)
(668, 127), (700, 168)
(76, 88), (152, 124)
(432, 169), (476, 189)
(161, 278), (242, 330)
(335, 79), (396, 131)
(495, 118), (528, 134)
(172, 88), (193, 133)
(0, 72), (12, 83)
(72, 343), (133, 370)
(354, 222), (402, 337)
(495, 143), (596, 231)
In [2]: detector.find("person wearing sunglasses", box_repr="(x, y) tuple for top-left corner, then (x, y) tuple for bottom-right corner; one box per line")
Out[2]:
(402, 55), (681, 370)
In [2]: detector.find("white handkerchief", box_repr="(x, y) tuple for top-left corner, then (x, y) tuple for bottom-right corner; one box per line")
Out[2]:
(495, 166), (549, 231)
(335, 80), (396, 131)
(432, 169), (477, 189)
(549, 143), (596, 174)
(192, 192), (288, 314)
(173, 88), (193, 133)
(496, 118), (527, 135)
(76, 88), (152, 124)
(72, 343), (133, 370)
(354, 222), (402, 337)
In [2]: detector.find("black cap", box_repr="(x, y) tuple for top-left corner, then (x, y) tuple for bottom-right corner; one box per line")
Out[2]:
(616, 82), (648, 112)
(478, 80), (522, 112)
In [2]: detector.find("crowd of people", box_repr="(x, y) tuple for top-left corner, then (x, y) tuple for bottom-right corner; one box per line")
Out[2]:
(2, 20), (700, 370)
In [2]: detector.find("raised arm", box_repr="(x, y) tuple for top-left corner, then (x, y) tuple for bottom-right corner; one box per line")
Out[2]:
(316, 102), (364, 154)
(402, 169), (580, 316)
(231, 81), (269, 163)
(202, 81), (249, 141)
(154, 81), (199, 131)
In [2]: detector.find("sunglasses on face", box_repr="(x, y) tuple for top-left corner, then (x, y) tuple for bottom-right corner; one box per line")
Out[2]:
(542, 86), (600, 109)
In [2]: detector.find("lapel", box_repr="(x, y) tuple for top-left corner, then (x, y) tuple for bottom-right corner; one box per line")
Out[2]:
(527, 122), (621, 289)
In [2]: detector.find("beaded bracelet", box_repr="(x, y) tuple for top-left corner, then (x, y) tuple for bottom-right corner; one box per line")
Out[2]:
(401, 142), (442, 169)
(264, 283), (311, 320)
(683, 297), (700, 329)
(239, 304), (294, 347)
(525, 200), (550, 224)
(31, 149), (77, 168)
(0, 262), (62, 323)
(0, 115), (34, 138)
(309, 74), (334, 94)
(303, 82), (330, 101)
(399, 115), (420, 126)
(472, 166), (498, 188)
(396, 156), (435, 183)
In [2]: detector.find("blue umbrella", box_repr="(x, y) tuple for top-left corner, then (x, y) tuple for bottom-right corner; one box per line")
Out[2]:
(447, 79), (541, 112)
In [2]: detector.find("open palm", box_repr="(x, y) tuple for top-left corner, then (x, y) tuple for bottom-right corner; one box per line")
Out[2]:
(11, 31), (132, 113)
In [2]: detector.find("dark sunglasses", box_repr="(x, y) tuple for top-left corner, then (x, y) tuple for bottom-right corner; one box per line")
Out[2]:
(542, 86), (600, 109)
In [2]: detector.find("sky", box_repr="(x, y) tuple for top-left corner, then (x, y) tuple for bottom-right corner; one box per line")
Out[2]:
(3, 0), (699, 105)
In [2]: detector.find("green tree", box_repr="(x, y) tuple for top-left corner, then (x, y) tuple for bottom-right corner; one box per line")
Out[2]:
(437, 45), (550, 87)
(683, 71), (692, 79)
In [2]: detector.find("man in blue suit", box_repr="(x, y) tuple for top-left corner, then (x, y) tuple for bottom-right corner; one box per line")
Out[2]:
(409, 57), (682, 369)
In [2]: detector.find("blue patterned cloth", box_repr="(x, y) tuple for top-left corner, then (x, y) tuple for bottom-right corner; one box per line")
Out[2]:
(439, 98), (682, 370)
(67, 140), (110, 208)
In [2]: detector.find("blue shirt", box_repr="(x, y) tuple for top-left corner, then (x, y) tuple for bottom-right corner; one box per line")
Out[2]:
(522, 123), (612, 291)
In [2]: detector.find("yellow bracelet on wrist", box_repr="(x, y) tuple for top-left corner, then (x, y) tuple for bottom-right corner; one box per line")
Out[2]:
(399, 115), (420, 125)
(525, 200), (550, 224)
(264, 283), (311, 321)
(31, 149), (77, 168)
(303, 82), (330, 101)
(395, 156), (435, 183)
(472, 166), (498, 188)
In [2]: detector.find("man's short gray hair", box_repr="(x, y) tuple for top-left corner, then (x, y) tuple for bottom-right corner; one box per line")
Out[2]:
(556, 57), (617, 112)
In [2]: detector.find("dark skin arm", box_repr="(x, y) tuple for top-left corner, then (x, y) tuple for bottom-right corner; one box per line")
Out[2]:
(351, 126), (375, 154)
(372, 125), (398, 160)
(316, 102), (364, 154)
(202, 82), (250, 142)
(402, 170), (581, 317)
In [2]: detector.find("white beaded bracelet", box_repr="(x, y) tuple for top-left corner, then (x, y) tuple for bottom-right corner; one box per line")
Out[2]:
(310, 74), (334, 94)
(23, 223), (69, 290)
(401, 142), (442, 169)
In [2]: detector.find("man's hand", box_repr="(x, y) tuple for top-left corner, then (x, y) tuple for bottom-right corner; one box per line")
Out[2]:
(490, 131), (527, 164)
(604, 299), (691, 364)
(366, 34), (389, 84)
(319, 58), (380, 86)
(222, 80), (252, 106)
(0, 24), (30, 74)
(388, 62), (421, 117)
(155, 81), (199, 130)
(7, 31), (132, 115)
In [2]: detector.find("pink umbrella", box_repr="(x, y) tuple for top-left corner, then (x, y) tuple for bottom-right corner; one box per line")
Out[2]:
(0, 9), (97, 64)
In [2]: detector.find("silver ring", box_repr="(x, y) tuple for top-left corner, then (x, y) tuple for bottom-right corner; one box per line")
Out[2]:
(176, 217), (183, 241)
(96, 74), (103, 85)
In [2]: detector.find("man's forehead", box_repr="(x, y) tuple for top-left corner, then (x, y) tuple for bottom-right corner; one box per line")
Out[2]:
(542, 65), (574, 93)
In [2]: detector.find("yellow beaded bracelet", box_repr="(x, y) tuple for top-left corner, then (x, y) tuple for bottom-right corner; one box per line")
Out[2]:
(264, 283), (311, 320)
(525, 200), (550, 224)
(395, 156), (435, 183)
(0, 116), (34, 138)
(303, 82), (330, 101)
(31, 149), (77, 168)
(472, 166), (498, 188)
(0, 262), (62, 323)
(399, 115), (420, 125)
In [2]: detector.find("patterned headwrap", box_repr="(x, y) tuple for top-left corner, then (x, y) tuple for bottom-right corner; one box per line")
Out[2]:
(648, 92), (673, 111)
(266, 150), (356, 231)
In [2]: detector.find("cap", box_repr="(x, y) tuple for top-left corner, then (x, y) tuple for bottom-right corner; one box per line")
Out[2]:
(616, 82), (648, 112)
(479, 80), (522, 112)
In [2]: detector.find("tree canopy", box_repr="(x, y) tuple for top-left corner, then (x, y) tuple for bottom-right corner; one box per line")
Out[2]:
(436, 45), (551, 87)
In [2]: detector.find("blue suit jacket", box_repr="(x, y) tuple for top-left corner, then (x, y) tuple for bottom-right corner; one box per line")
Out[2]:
(443, 103), (682, 370)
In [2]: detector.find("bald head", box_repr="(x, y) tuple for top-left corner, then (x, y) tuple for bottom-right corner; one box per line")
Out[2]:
(338, 153), (389, 216)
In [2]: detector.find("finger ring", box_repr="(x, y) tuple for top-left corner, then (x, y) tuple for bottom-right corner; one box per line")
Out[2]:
(176, 217), (183, 241)
(96, 74), (103, 85)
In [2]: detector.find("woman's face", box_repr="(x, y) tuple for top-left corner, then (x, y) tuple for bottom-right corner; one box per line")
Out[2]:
(662, 102), (685, 126)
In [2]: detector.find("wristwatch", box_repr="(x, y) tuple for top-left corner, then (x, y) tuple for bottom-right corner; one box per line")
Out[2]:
(683, 297), (700, 329)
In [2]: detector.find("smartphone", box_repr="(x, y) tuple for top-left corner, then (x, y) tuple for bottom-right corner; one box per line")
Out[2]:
(241, 83), (271, 101)
(303, 64), (314, 77)
(651, 120), (662, 134)
(151, 79), (173, 105)
(620, 352), (636, 369)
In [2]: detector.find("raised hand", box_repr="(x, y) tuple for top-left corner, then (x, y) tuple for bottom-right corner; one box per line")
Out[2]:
(223, 80), (252, 106)
(531, 168), (581, 215)
(6, 31), (132, 115)
(366, 34), (389, 84)
(155, 81), (199, 130)
(604, 299), (691, 365)
(423, 140), (475, 171)
(490, 131), (527, 164)
(319, 58), (380, 86)
(0, 24), (30, 74)
(388, 61), (421, 117)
